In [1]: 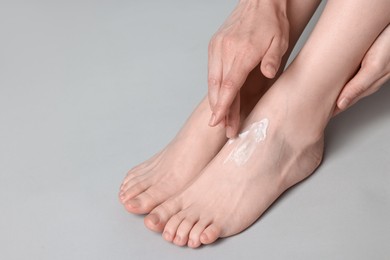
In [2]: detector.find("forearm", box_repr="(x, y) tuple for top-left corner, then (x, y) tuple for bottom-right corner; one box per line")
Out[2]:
(290, 0), (390, 95)
(268, 0), (390, 131)
(278, 0), (322, 75)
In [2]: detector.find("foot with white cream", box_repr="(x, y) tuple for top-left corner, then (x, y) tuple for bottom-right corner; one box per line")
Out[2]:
(143, 86), (325, 247)
(119, 69), (274, 214)
(118, 0), (323, 215)
(143, 0), (389, 246)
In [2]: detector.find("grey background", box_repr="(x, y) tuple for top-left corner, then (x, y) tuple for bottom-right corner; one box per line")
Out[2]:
(0, 0), (389, 259)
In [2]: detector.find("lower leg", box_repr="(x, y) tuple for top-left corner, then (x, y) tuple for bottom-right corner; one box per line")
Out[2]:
(144, 0), (390, 247)
(119, 0), (321, 214)
(119, 0), (326, 216)
(269, 0), (390, 131)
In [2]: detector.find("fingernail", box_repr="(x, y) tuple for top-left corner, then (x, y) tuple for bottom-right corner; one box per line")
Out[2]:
(338, 97), (350, 110)
(226, 125), (234, 138)
(209, 113), (216, 126)
(266, 64), (276, 76)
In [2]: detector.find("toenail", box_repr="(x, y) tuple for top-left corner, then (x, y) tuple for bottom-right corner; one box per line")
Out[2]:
(188, 239), (194, 247)
(163, 231), (173, 241)
(174, 236), (181, 243)
(200, 233), (208, 242)
(128, 199), (140, 208)
(148, 214), (160, 225)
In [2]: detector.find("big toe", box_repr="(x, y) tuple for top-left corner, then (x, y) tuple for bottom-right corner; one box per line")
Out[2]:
(124, 192), (158, 214)
(200, 224), (221, 245)
(144, 200), (181, 232)
(119, 177), (152, 205)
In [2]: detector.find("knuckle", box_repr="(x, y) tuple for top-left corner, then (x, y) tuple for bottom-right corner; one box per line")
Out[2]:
(217, 34), (258, 58)
(363, 57), (386, 75)
(351, 84), (367, 97)
(208, 34), (221, 50)
(221, 35), (234, 49)
(221, 80), (237, 91)
(208, 77), (220, 87)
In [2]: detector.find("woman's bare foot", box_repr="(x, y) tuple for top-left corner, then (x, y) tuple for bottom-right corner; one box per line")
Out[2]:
(143, 0), (390, 245)
(119, 97), (226, 214)
(141, 0), (389, 247)
(143, 86), (325, 247)
(118, 0), (322, 215)
(119, 66), (275, 214)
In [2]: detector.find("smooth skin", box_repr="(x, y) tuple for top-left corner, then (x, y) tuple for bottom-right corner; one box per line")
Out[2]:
(335, 23), (390, 115)
(119, 0), (321, 214)
(144, 0), (390, 248)
(207, 0), (289, 138)
(210, 3), (390, 136)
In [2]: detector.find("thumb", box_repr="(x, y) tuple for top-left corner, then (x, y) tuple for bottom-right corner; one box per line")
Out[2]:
(261, 36), (288, 78)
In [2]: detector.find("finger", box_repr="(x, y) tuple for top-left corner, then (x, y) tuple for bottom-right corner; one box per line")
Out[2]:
(332, 107), (342, 117)
(207, 38), (223, 111)
(210, 59), (250, 127)
(336, 66), (380, 111)
(333, 73), (389, 117)
(261, 36), (289, 79)
(226, 93), (241, 138)
(343, 73), (390, 109)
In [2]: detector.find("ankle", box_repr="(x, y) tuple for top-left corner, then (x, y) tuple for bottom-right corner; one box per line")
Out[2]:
(269, 74), (337, 132)
(279, 134), (324, 189)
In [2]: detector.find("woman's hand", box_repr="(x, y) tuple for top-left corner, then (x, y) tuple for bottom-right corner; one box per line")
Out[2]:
(334, 24), (390, 115)
(207, 0), (289, 137)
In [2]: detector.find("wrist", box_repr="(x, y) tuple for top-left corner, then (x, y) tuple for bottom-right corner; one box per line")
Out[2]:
(239, 0), (287, 14)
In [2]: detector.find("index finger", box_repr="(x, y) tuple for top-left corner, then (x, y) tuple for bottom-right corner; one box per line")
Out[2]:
(208, 39), (223, 110)
(210, 59), (250, 126)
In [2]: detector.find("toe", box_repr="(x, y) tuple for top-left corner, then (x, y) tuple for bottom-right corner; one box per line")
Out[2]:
(124, 198), (144, 214)
(163, 212), (185, 243)
(188, 220), (210, 248)
(144, 199), (182, 233)
(121, 170), (144, 188)
(121, 162), (153, 189)
(120, 177), (152, 204)
(121, 175), (147, 194)
(200, 224), (221, 245)
(124, 191), (156, 214)
(173, 217), (198, 247)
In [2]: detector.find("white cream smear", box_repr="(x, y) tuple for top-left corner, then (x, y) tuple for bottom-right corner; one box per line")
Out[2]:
(224, 118), (269, 166)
